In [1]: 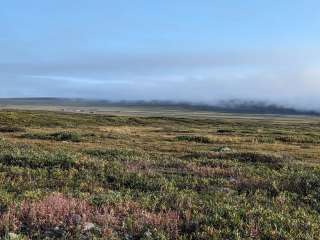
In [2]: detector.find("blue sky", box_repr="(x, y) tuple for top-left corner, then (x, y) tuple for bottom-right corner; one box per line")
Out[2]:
(1, 1), (320, 109)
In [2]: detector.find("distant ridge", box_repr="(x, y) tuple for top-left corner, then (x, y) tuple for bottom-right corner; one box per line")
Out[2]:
(0, 98), (319, 116)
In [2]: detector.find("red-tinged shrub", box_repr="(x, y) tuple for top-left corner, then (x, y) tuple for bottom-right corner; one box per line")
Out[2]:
(138, 211), (180, 237)
(94, 201), (180, 238)
(0, 208), (21, 234)
(0, 193), (180, 239)
(19, 193), (92, 233)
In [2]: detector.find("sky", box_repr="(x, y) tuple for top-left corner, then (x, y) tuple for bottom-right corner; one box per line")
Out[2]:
(1, 1), (320, 110)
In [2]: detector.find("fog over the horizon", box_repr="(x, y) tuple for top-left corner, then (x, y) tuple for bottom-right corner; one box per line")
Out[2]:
(1, 1), (320, 111)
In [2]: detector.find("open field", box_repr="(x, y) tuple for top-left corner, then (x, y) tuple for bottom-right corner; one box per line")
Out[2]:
(0, 109), (320, 239)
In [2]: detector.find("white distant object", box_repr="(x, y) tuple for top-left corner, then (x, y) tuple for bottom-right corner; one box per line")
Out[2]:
(83, 222), (96, 232)
(219, 147), (232, 152)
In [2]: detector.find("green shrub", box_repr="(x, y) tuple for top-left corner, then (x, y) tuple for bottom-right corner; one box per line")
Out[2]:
(176, 135), (212, 144)
(217, 129), (235, 134)
(276, 135), (320, 144)
(230, 152), (286, 166)
(84, 148), (145, 161)
(21, 131), (81, 142)
(0, 149), (76, 169)
(280, 168), (320, 211)
(0, 126), (24, 133)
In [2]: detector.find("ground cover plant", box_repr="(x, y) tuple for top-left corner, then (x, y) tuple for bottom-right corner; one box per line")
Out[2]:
(0, 109), (319, 239)
(21, 131), (81, 142)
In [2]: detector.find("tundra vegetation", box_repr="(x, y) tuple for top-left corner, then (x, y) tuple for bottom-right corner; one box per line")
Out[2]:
(0, 110), (319, 239)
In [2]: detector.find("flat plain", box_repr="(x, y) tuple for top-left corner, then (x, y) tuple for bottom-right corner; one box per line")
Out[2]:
(0, 108), (320, 239)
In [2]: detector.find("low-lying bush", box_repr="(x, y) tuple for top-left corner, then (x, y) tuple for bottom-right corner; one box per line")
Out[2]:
(229, 152), (286, 166)
(280, 168), (320, 211)
(21, 131), (81, 142)
(84, 148), (144, 161)
(176, 135), (212, 144)
(0, 148), (76, 169)
(184, 151), (286, 169)
(0, 193), (180, 239)
(0, 126), (24, 133)
(235, 176), (279, 196)
(217, 129), (235, 134)
(276, 135), (320, 144)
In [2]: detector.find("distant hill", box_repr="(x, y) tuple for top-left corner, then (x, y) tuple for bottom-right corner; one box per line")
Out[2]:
(0, 98), (318, 116)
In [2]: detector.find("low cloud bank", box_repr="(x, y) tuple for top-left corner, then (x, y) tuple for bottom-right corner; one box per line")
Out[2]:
(1, 50), (320, 112)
